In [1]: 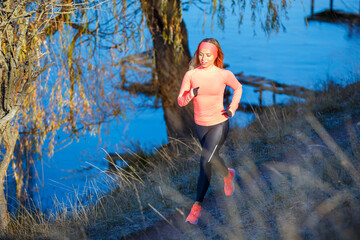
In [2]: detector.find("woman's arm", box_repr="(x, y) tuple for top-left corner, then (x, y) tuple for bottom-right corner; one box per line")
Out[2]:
(225, 71), (243, 117)
(178, 72), (195, 107)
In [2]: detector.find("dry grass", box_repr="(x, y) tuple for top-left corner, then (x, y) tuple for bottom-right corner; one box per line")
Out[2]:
(2, 79), (360, 240)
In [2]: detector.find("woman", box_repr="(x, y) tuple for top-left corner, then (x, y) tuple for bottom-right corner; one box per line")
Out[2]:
(177, 38), (243, 224)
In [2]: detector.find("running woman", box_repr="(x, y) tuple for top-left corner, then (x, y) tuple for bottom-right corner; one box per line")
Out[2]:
(178, 38), (243, 224)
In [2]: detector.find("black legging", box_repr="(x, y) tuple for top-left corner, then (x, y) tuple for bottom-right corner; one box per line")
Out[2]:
(195, 120), (229, 202)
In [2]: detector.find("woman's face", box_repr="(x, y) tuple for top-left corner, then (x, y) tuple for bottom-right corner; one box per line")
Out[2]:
(198, 48), (216, 69)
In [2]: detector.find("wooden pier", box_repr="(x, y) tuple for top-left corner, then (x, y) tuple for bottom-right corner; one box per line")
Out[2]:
(308, 0), (360, 26)
(234, 73), (313, 111)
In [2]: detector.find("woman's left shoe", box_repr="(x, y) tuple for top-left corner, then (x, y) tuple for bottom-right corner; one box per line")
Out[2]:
(224, 168), (235, 196)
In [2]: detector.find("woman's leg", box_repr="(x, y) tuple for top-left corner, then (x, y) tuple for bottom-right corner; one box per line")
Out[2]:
(209, 120), (230, 177)
(195, 120), (229, 203)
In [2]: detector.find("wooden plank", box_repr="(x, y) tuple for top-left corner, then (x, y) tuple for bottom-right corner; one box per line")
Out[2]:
(311, 0), (314, 16)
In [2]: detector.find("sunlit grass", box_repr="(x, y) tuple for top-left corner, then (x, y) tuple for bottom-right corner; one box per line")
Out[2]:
(2, 79), (360, 239)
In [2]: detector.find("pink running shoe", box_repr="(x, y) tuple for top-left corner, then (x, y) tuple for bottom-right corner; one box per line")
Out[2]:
(224, 168), (235, 196)
(185, 204), (201, 224)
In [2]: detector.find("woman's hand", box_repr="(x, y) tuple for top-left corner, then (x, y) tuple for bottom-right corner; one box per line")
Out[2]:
(222, 107), (233, 118)
(192, 87), (200, 97)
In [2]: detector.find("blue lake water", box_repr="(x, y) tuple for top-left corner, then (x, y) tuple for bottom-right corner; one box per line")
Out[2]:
(30, 0), (360, 210)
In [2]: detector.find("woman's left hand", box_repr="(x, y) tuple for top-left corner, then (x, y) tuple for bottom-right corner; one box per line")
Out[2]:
(222, 108), (233, 118)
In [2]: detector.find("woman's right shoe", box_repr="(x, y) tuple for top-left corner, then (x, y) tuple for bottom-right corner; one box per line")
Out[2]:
(185, 204), (201, 224)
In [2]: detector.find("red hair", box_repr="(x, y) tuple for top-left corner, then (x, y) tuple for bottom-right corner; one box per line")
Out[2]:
(193, 38), (224, 69)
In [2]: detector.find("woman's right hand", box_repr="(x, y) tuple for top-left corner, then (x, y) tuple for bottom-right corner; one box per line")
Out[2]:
(192, 87), (200, 97)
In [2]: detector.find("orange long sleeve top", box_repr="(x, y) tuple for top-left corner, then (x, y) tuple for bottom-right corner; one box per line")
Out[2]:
(178, 66), (243, 126)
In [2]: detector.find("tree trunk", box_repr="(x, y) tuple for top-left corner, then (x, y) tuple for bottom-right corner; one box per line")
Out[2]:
(143, 0), (195, 141)
(0, 127), (18, 232)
